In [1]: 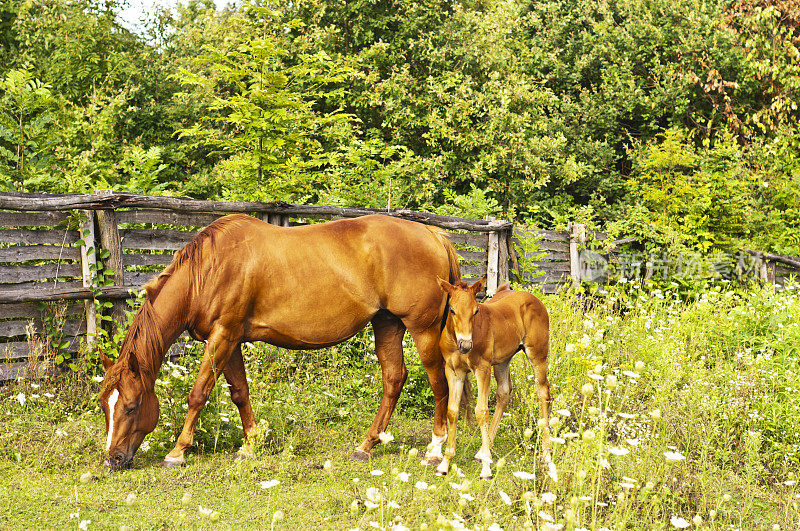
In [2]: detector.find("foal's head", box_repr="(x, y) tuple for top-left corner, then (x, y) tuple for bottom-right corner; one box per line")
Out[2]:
(438, 276), (486, 354)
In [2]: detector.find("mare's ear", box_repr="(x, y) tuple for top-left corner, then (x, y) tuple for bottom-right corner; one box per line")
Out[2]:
(437, 276), (455, 294)
(100, 352), (114, 372)
(128, 352), (140, 376)
(142, 276), (161, 301)
(469, 275), (487, 295)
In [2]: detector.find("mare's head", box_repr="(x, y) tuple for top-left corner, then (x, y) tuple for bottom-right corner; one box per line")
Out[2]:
(98, 299), (164, 470)
(98, 353), (159, 470)
(438, 276), (486, 354)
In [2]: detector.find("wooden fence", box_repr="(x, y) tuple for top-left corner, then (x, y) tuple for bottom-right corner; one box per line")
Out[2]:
(0, 191), (522, 380)
(2, 191), (797, 380)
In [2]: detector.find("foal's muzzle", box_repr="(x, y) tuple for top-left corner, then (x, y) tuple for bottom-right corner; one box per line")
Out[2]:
(457, 339), (473, 354)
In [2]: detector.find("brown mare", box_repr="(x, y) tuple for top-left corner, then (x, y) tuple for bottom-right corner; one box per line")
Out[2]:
(435, 277), (551, 479)
(98, 214), (461, 470)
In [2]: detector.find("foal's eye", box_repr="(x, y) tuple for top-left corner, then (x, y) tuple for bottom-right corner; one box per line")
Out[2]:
(125, 405), (137, 416)
(450, 308), (455, 314)
(474, 308), (479, 315)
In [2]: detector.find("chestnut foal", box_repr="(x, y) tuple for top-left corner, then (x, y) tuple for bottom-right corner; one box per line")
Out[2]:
(436, 277), (551, 479)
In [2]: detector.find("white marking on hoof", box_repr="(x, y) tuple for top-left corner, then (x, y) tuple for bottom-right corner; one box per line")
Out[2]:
(161, 455), (185, 468)
(424, 433), (446, 461)
(105, 389), (119, 452)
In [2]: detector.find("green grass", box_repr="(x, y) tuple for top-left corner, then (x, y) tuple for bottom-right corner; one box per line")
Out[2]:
(1, 282), (799, 530)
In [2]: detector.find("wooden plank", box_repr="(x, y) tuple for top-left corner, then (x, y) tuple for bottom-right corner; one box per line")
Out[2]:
(0, 228), (80, 245)
(0, 302), (84, 319)
(80, 211), (97, 344)
(0, 264), (82, 284)
(0, 360), (31, 380)
(514, 227), (569, 242)
(456, 250), (487, 262)
(487, 223), (500, 295)
(123, 252), (174, 267)
(0, 285), (134, 304)
(0, 343), (32, 360)
(0, 318), (84, 339)
(0, 192), (513, 232)
(534, 240), (570, 253)
(119, 228), (196, 251)
(124, 271), (159, 287)
(525, 271), (571, 284)
(530, 261), (571, 272)
(446, 232), (489, 249)
(461, 263), (488, 277)
(498, 229), (509, 285)
(530, 251), (570, 261)
(0, 211), (72, 228)
(117, 209), (226, 227)
(0, 245), (82, 262)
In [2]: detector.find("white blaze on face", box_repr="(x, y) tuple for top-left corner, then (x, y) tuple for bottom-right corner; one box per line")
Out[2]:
(105, 388), (119, 452)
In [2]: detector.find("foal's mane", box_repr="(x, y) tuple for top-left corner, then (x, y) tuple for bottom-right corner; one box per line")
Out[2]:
(99, 215), (244, 399)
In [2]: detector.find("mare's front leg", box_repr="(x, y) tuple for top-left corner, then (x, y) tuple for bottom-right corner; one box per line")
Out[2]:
(436, 364), (466, 476)
(351, 312), (407, 460)
(162, 326), (240, 468)
(222, 343), (257, 460)
(473, 364), (495, 479)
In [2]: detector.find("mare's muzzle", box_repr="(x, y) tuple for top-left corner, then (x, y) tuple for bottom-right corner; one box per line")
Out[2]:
(106, 451), (134, 471)
(457, 339), (473, 354)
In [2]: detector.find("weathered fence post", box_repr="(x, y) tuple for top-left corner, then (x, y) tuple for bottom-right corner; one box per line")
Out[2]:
(260, 213), (289, 227)
(94, 189), (126, 331)
(486, 217), (500, 296)
(79, 210), (97, 345)
(569, 222), (586, 285)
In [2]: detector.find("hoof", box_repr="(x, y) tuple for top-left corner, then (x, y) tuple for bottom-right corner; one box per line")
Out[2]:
(161, 456), (185, 469)
(350, 449), (370, 461)
(473, 455), (482, 463)
(481, 474), (493, 480)
(434, 468), (447, 477)
(421, 456), (442, 467)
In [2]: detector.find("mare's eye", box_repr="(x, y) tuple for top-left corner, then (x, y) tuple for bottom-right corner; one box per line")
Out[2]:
(125, 407), (136, 416)
(450, 308), (455, 314)
(474, 308), (479, 315)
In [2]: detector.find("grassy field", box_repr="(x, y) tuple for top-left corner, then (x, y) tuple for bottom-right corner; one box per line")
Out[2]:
(1, 282), (799, 530)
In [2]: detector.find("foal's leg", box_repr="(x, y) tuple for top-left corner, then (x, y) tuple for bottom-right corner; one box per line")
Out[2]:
(410, 326), (449, 466)
(489, 360), (512, 443)
(222, 344), (257, 460)
(436, 364), (466, 476)
(163, 326), (240, 468)
(473, 364), (494, 479)
(525, 336), (551, 462)
(352, 312), (407, 460)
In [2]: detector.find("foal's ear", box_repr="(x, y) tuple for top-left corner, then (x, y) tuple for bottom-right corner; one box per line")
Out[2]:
(100, 352), (114, 372)
(437, 276), (455, 294)
(469, 275), (487, 295)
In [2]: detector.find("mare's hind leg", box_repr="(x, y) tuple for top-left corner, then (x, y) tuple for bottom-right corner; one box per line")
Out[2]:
(409, 325), (449, 467)
(525, 338), (551, 462)
(352, 311), (407, 460)
(163, 326), (240, 468)
(222, 344), (257, 460)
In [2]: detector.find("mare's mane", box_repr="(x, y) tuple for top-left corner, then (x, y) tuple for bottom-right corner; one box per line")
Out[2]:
(99, 215), (244, 399)
(99, 299), (165, 398)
